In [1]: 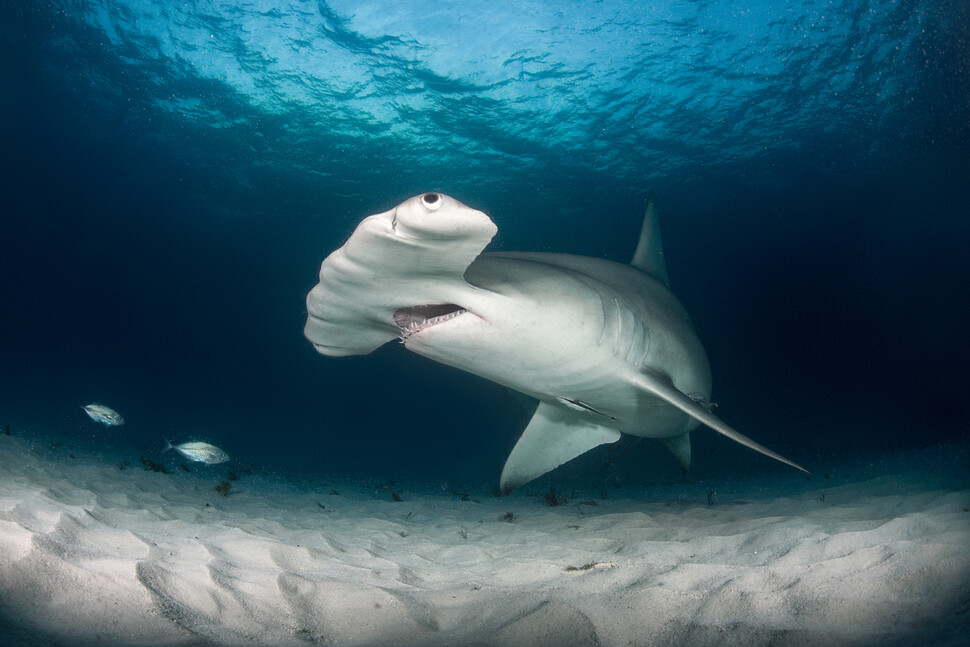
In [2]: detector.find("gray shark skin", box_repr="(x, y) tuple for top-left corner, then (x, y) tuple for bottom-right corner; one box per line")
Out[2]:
(305, 192), (807, 493)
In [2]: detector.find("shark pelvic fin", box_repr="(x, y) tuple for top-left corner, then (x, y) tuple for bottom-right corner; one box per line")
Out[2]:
(661, 433), (692, 473)
(633, 368), (810, 474)
(630, 192), (670, 288)
(500, 401), (621, 494)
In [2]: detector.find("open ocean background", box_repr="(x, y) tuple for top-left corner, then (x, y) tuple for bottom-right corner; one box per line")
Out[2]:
(1, 0), (968, 492)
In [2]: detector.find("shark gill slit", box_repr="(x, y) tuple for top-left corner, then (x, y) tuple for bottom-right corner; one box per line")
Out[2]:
(612, 297), (623, 357)
(620, 304), (638, 362)
(595, 294), (609, 347)
(630, 317), (647, 366)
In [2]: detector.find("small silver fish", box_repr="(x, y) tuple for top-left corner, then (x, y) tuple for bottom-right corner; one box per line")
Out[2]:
(164, 439), (230, 464)
(82, 403), (125, 426)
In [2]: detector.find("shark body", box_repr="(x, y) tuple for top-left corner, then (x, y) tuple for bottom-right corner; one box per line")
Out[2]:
(305, 192), (806, 492)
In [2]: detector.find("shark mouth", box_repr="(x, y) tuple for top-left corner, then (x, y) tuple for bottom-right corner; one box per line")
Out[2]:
(394, 304), (467, 341)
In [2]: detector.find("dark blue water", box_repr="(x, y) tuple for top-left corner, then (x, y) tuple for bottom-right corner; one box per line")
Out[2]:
(1, 0), (967, 490)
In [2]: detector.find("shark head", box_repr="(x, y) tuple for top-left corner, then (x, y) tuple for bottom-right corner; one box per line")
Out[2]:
(304, 192), (496, 357)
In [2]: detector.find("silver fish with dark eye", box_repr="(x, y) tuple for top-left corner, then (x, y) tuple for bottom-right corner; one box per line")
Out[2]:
(164, 439), (230, 464)
(82, 403), (125, 426)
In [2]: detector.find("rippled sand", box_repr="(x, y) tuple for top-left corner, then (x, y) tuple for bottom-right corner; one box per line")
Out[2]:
(0, 434), (967, 646)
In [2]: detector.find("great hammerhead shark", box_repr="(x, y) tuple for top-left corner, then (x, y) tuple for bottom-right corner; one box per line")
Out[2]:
(305, 192), (807, 492)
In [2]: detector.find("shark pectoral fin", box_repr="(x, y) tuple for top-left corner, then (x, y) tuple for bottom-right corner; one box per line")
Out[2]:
(634, 369), (810, 474)
(661, 433), (691, 473)
(500, 402), (621, 494)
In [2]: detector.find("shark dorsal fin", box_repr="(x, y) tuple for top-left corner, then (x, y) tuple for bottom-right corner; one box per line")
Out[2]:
(630, 192), (670, 288)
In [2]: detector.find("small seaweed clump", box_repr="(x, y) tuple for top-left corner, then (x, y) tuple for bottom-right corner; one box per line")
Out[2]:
(544, 486), (567, 507)
(380, 484), (403, 502)
(446, 487), (470, 501)
(564, 562), (598, 572)
(141, 457), (171, 474)
(564, 561), (615, 572)
(215, 481), (232, 497)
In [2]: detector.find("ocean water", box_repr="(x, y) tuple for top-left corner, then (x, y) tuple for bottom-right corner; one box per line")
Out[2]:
(1, 1), (969, 644)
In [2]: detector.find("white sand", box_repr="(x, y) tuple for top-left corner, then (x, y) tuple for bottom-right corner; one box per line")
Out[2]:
(0, 433), (967, 646)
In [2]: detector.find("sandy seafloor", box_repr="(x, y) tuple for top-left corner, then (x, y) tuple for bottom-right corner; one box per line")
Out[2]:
(0, 431), (967, 647)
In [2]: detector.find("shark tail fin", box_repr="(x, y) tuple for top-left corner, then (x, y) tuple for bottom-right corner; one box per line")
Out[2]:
(162, 438), (173, 454)
(633, 369), (810, 474)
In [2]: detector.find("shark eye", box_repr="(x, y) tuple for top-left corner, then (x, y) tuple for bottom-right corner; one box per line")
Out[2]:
(421, 193), (442, 211)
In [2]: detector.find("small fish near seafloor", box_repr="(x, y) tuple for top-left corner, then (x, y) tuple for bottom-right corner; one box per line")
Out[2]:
(164, 439), (230, 465)
(82, 403), (125, 426)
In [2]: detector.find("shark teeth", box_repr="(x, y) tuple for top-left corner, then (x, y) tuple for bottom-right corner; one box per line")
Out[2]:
(394, 304), (467, 341)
